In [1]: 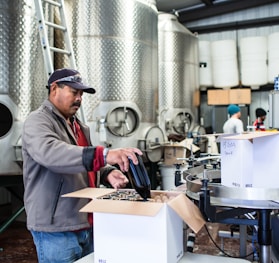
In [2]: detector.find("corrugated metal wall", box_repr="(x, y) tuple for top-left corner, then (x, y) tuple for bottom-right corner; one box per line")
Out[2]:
(185, 3), (279, 41)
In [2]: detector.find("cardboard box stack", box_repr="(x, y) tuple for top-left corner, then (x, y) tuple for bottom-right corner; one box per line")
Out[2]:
(207, 88), (251, 105)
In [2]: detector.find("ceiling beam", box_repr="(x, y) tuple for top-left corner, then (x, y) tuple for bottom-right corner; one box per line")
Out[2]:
(187, 16), (279, 34)
(177, 0), (278, 23)
(200, 0), (214, 6)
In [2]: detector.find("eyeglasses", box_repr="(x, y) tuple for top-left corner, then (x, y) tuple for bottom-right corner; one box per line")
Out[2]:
(56, 75), (82, 84)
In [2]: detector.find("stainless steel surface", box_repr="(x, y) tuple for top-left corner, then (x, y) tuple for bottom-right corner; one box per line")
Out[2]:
(261, 245), (271, 263)
(0, 0), (47, 119)
(187, 176), (279, 202)
(213, 186), (279, 202)
(158, 13), (199, 136)
(138, 125), (165, 162)
(0, 0), (47, 175)
(0, 96), (23, 176)
(63, 0), (161, 151)
(65, 0), (158, 123)
(186, 191), (279, 210)
(185, 169), (279, 209)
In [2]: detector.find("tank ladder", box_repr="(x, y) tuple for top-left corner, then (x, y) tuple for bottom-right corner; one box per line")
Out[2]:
(34, 0), (76, 77)
(34, 0), (86, 122)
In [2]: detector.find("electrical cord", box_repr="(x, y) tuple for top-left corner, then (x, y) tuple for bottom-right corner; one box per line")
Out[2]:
(204, 224), (256, 259)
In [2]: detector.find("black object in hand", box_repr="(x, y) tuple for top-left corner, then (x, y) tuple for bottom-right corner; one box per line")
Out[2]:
(129, 154), (151, 200)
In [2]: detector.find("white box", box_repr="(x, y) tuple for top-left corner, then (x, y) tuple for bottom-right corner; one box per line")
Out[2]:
(63, 188), (205, 263)
(253, 133), (279, 188)
(220, 137), (253, 187)
(94, 205), (183, 263)
(220, 132), (279, 188)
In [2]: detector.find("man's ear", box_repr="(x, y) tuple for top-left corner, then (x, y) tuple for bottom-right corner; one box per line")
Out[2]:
(50, 83), (57, 92)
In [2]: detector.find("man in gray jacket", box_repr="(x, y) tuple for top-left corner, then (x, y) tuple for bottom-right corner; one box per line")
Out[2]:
(22, 68), (142, 263)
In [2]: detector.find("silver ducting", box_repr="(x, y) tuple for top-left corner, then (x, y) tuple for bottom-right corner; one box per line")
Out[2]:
(0, 0), (47, 175)
(64, 0), (163, 162)
(158, 13), (199, 137)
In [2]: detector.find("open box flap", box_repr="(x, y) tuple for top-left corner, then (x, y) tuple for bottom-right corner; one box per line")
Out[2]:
(168, 193), (205, 233)
(80, 199), (163, 216)
(63, 188), (205, 232)
(62, 187), (115, 199)
(178, 138), (200, 153)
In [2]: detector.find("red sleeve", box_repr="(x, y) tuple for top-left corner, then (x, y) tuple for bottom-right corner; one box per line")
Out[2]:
(93, 146), (105, 172)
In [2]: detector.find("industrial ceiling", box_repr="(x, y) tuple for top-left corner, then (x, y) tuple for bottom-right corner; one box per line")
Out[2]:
(156, 0), (279, 33)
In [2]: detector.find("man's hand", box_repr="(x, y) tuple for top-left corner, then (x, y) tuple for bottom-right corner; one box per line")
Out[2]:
(106, 147), (142, 172)
(107, 170), (129, 189)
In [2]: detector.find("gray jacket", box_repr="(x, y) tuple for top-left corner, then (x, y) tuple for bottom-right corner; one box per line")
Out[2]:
(22, 99), (114, 232)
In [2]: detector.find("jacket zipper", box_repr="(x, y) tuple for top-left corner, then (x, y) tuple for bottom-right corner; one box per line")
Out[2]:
(51, 178), (64, 224)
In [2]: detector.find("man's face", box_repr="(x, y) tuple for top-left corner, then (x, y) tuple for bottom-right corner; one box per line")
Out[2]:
(50, 84), (83, 119)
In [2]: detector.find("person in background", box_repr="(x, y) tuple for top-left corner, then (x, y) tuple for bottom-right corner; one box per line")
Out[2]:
(223, 104), (244, 134)
(21, 68), (142, 263)
(253, 107), (266, 131)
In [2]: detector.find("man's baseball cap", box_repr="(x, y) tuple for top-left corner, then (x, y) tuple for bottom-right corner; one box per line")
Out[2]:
(227, 104), (240, 116)
(47, 68), (95, 94)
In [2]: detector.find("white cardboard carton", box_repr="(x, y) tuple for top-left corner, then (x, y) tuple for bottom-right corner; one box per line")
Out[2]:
(63, 188), (205, 263)
(220, 131), (279, 188)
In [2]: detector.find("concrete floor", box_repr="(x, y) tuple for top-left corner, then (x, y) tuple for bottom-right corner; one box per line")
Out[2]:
(0, 216), (255, 263)
(0, 221), (37, 263)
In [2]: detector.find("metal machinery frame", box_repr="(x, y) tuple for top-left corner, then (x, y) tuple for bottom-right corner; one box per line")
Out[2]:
(185, 164), (279, 263)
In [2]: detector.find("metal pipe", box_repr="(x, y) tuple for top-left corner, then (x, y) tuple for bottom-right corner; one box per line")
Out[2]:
(258, 209), (272, 263)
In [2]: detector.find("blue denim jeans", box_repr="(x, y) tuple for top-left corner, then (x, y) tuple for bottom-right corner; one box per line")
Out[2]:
(31, 229), (93, 263)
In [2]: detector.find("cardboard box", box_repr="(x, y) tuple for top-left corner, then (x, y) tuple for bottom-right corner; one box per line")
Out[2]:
(207, 89), (229, 105)
(164, 139), (200, 165)
(207, 88), (251, 105)
(229, 88), (251, 104)
(220, 131), (279, 188)
(164, 145), (187, 165)
(63, 188), (205, 263)
(193, 90), (200, 107)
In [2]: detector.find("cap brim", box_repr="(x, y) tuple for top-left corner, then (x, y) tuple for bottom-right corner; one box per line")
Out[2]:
(61, 81), (96, 94)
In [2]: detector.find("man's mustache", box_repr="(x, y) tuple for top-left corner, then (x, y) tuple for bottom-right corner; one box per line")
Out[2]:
(72, 102), (81, 107)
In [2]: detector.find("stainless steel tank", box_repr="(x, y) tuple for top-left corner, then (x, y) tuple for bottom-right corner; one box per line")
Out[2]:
(0, 0), (47, 175)
(64, 0), (164, 162)
(158, 13), (199, 137)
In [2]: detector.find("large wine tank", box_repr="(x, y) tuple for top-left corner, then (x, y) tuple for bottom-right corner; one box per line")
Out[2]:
(63, 0), (164, 162)
(158, 13), (199, 137)
(0, 0), (47, 175)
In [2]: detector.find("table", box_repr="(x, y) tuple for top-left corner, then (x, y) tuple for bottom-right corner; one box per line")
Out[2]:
(75, 252), (251, 263)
